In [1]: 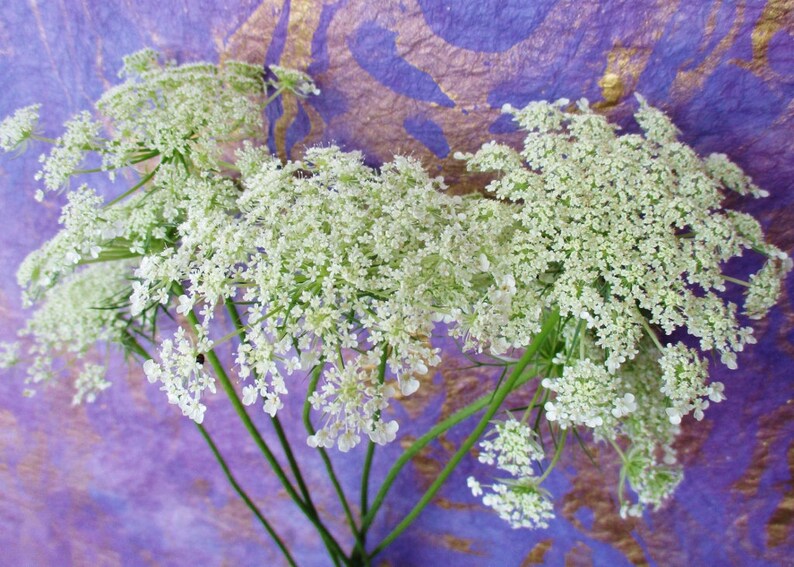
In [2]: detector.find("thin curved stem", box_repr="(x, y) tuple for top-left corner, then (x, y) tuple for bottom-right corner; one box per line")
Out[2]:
(638, 316), (664, 352)
(175, 288), (348, 563)
(360, 442), (375, 525)
(105, 164), (160, 207)
(369, 310), (559, 557)
(122, 335), (296, 566)
(72, 150), (160, 174)
(362, 363), (542, 531)
(196, 423), (298, 567)
(223, 300), (322, 516)
(723, 274), (751, 288)
(537, 428), (568, 483)
(360, 344), (389, 536)
(303, 364), (368, 564)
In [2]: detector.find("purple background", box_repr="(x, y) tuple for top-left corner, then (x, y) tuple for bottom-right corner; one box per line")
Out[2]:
(1, 1), (792, 565)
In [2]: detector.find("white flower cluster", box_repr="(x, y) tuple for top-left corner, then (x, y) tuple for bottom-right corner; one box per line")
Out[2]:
(0, 104), (40, 152)
(229, 148), (460, 448)
(8, 263), (129, 402)
(467, 418), (554, 529)
(268, 65), (321, 97)
(35, 111), (102, 192)
(659, 343), (725, 424)
(457, 97), (790, 377)
(306, 352), (399, 452)
(611, 342), (685, 516)
(72, 362), (112, 405)
(0, 342), (20, 368)
(744, 252), (792, 319)
(143, 327), (215, 424)
(458, 97), (788, 525)
(97, 51), (267, 171)
(2, 51), (789, 530)
(543, 358), (636, 430)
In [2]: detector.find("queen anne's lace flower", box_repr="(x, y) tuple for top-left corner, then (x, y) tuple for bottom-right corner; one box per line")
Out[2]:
(468, 417), (555, 529)
(2, 50), (788, 534)
(306, 352), (399, 452)
(0, 104), (40, 151)
(543, 359), (632, 430)
(143, 327), (215, 424)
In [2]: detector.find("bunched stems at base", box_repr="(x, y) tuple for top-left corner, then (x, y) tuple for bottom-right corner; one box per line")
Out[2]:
(178, 292), (348, 564)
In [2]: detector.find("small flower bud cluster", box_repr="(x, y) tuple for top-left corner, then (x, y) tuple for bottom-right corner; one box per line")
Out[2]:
(72, 363), (112, 405)
(35, 111), (102, 192)
(306, 352), (399, 452)
(268, 65), (320, 97)
(0, 104), (40, 152)
(659, 343), (724, 424)
(467, 418), (554, 529)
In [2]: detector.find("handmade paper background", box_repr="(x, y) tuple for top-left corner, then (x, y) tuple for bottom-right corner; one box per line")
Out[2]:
(1, 1), (792, 565)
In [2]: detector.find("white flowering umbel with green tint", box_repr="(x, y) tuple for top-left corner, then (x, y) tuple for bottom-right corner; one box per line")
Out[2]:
(1, 50), (789, 564)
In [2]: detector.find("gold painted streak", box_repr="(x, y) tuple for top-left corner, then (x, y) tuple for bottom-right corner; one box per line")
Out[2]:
(725, 398), (794, 559)
(265, 1), (324, 160)
(733, 398), (794, 498)
(27, 0), (75, 109)
(433, 496), (479, 511)
(331, 0), (509, 169)
(221, 1), (283, 64)
(564, 541), (593, 565)
(398, 434), (444, 491)
(735, 0), (794, 76)
(309, 0), (693, 191)
(670, 2), (746, 103)
(437, 533), (485, 556)
(766, 437), (793, 548)
(520, 539), (553, 566)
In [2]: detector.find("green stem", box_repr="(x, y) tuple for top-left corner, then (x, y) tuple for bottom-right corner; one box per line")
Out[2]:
(122, 335), (296, 566)
(360, 345), (389, 533)
(223, 300), (318, 513)
(360, 442), (375, 525)
(303, 364), (368, 564)
(520, 380), (546, 424)
(30, 134), (58, 144)
(271, 415), (317, 510)
(367, 310), (559, 557)
(537, 428), (568, 483)
(217, 159), (241, 172)
(723, 275), (751, 288)
(72, 151), (160, 174)
(175, 287), (347, 564)
(105, 164), (160, 207)
(264, 87), (286, 108)
(363, 362), (540, 530)
(196, 423), (298, 567)
(638, 316), (664, 352)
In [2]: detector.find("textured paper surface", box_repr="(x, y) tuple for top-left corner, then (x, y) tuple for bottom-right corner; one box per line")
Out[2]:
(0, 1), (792, 565)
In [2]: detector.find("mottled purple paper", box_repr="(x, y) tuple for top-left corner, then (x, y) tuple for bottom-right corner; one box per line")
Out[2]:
(1, 1), (792, 565)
